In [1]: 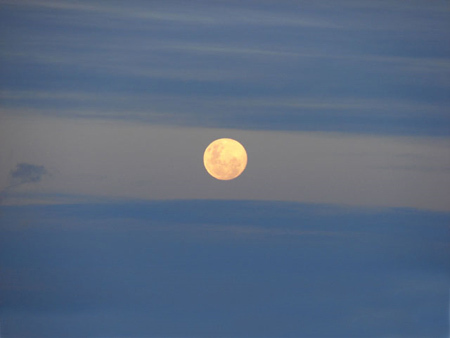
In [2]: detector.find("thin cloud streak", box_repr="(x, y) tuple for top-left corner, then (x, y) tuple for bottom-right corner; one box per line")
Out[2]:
(3, 90), (446, 112)
(1, 92), (448, 123)
(3, 38), (449, 76)
(1, 0), (339, 28)
(3, 0), (448, 31)
(1, 93), (448, 137)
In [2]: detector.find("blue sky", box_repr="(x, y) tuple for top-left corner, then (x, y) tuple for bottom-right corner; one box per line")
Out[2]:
(1, 201), (449, 337)
(0, 1), (449, 337)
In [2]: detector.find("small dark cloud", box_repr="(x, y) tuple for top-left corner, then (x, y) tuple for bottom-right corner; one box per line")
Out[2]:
(1, 163), (48, 204)
(0, 163), (49, 206)
(9, 163), (48, 186)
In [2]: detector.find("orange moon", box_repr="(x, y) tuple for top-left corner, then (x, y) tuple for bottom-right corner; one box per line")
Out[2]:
(203, 138), (248, 180)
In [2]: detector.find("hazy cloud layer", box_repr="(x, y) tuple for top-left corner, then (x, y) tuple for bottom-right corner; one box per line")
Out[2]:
(1, 116), (449, 210)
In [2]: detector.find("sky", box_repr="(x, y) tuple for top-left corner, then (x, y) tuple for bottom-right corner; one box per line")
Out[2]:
(0, 0), (449, 337)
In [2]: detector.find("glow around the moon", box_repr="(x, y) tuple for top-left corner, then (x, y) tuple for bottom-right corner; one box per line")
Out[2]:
(203, 138), (248, 180)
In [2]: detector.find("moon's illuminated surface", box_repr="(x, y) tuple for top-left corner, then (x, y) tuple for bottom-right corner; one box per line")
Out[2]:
(203, 138), (248, 180)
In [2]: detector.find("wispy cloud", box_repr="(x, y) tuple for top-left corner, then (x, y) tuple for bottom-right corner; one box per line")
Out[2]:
(2, 0), (448, 94)
(4, 0), (449, 30)
(1, 91), (448, 137)
(2, 0), (339, 28)
(320, 0), (450, 12)
(1, 90), (446, 114)
(0, 163), (49, 204)
(3, 36), (448, 86)
(7, 163), (48, 189)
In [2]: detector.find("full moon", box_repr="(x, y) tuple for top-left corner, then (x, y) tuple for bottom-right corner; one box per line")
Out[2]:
(203, 138), (248, 180)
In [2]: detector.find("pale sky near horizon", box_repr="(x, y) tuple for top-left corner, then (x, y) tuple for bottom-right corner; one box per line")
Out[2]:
(1, 115), (450, 210)
(1, 1), (449, 337)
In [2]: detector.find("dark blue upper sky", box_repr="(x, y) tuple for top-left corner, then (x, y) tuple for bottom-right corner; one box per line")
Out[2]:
(0, 1), (449, 337)
(1, 0), (449, 135)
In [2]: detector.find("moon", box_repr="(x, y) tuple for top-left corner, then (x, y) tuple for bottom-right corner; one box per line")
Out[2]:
(203, 138), (248, 180)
